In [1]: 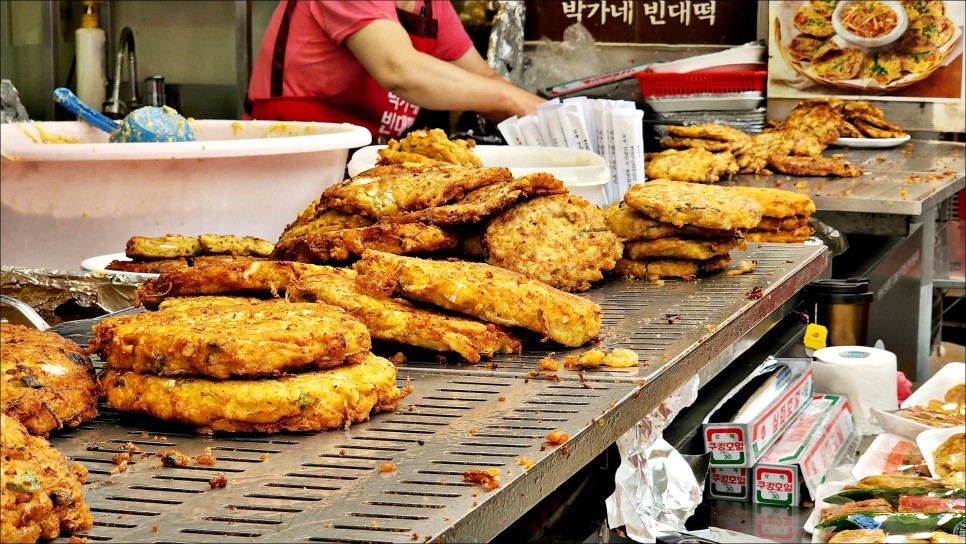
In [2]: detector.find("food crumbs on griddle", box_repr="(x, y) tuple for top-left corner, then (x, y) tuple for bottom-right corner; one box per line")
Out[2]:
(744, 285), (765, 300)
(124, 441), (140, 453)
(112, 452), (132, 465)
(389, 352), (407, 364)
(68, 536), (88, 544)
(538, 356), (559, 371)
(157, 448), (189, 467)
(472, 490), (479, 497)
(417, 439), (425, 445)
(208, 474), (228, 489)
(380, 463), (397, 473)
(412, 534), (420, 541)
(561, 445), (570, 455)
(260, 453), (270, 460)
(515, 456), (536, 469)
(666, 313), (681, 324)
(152, 526), (159, 533)
(195, 454), (217, 466)
(463, 468), (501, 491)
(541, 430), (569, 451)
(468, 428), (478, 435)
(498, 396), (506, 402)
(727, 260), (757, 277)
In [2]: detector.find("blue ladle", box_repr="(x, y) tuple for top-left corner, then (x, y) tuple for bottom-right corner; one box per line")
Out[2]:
(54, 87), (195, 143)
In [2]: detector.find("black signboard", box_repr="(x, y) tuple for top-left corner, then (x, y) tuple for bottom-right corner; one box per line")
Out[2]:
(524, 0), (759, 45)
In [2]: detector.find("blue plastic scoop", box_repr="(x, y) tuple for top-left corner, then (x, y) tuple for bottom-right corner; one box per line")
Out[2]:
(54, 87), (195, 143)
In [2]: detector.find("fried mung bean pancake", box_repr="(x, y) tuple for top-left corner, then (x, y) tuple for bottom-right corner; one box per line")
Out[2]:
(728, 186), (817, 218)
(611, 254), (732, 281)
(623, 236), (746, 261)
(861, 51), (903, 84)
(932, 432), (964, 481)
(1, 414), (93, 542)
(645, 148), (728, 184)
(378, 128), (482, 167)
(745, 226), (815, 243)
(134, 260), (520, 363)
(788, 35), (834, 62)
(353, 250), (602, 347)
(278, 201), (376, 244)
(604, 201), (734, 241)
(811, 48), (865, 81)
(756, 215), (811, 231)
(90, 296), (371, 379)
(793, 4), (836, 37)
(198, 234), (274, 257)
(901, 0), (945, 21)
(909, 14), (955, 47)
(136, 260), (302, 309)
(1, 324), (98, 437)
(106, 257), (189, 274)
(322, 164), (511, 217)
(623, 179), (763, 231)
(288, 268), (521, 363)
(665, 123), (751, 144)
(767, 155), (863, 178)
(381, 172), (566, 225)
(659, 137), (734, 152)
(271, 222), (459, 263)
(896, 34), (940, 73)
(484, 194), (622, 292)
(126, 234), (202, 259)
(100, 353), (405, 433)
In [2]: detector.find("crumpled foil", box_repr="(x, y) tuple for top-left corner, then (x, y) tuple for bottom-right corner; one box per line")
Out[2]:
(1, 79), (31, 123)
(605, 376), (704, 543)
(518, 23), (617, 94)
(1, 266), (138, 326)
(486, 1), (525, 83)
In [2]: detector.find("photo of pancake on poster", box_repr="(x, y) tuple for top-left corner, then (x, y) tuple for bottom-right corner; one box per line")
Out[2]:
(769, 1), (964, 99)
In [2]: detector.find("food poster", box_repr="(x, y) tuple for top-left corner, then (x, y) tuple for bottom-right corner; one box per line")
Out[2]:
(768, 1), (965, 104)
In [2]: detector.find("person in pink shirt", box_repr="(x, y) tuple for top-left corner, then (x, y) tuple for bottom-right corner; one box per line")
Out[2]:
(246, 0), (543, 141)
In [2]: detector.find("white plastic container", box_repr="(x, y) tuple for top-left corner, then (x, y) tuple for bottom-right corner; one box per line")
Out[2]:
(1, 120), (370, 269)
(348, 145), (610, 208)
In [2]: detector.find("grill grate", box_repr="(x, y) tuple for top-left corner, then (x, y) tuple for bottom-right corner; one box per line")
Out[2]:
(46, 243), (826, 543)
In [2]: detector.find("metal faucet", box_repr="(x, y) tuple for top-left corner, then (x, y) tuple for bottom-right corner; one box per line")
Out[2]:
(103, 26), (139, 119)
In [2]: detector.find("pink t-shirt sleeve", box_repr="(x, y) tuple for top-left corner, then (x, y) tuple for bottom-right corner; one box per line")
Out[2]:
(431, 1), (474, 60)
(308, 0), (472, 59)
(308, 1), (399, 45)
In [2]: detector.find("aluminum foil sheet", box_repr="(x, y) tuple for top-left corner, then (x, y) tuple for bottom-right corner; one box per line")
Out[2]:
(1, 266), (137, 325)
(606, 376), (705, 543)
(486, 1), (525, 83)
(1, 79), (30, 123)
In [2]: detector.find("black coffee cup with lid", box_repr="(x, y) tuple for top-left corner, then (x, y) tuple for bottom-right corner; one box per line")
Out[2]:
(804, 278), (874, 347)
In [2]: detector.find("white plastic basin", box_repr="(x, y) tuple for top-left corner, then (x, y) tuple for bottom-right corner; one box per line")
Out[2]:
(348, 145), (610, 207)
(1, 120), (370, 269)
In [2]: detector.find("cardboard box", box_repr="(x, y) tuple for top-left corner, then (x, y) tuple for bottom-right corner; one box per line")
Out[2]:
(752, 394), (859, 507)
(703, 358), (814, 469)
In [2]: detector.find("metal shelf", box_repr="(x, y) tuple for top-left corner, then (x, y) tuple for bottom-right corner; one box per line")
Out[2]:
(48, 243), (828, 543)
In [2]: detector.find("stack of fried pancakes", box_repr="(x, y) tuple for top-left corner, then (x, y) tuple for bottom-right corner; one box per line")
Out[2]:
(88, 296), (407, 434)
(272, 128), (621, 293)
(731, 186), (817, 244)
(605, 179), (763, 281)
(1, 325), (96, 541)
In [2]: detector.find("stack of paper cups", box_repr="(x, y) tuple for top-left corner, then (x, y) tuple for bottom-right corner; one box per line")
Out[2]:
(812, 346), (898, 435)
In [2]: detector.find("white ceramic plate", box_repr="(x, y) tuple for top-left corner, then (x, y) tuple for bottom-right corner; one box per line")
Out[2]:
(832, 135), (911, 148)
(80, 253), (159, 280)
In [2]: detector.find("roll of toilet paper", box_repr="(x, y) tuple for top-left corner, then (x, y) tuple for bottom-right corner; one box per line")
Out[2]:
(812, 346), (898, 435)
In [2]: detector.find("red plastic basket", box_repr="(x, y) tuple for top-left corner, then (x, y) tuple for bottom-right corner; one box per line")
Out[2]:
(634, 70), (767, 97)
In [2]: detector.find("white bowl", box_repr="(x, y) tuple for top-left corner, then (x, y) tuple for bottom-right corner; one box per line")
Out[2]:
(348, 145), (611, 207)
(1, 120), (371, 269)
(832, 0), (908, 50)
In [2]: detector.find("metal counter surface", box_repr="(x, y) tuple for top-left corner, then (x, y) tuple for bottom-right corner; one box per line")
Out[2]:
(47, 243), (827, 543)
(719, 139), (965, 236)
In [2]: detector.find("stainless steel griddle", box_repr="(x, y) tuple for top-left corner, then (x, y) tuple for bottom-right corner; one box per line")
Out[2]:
(48, 243), (827, 543)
